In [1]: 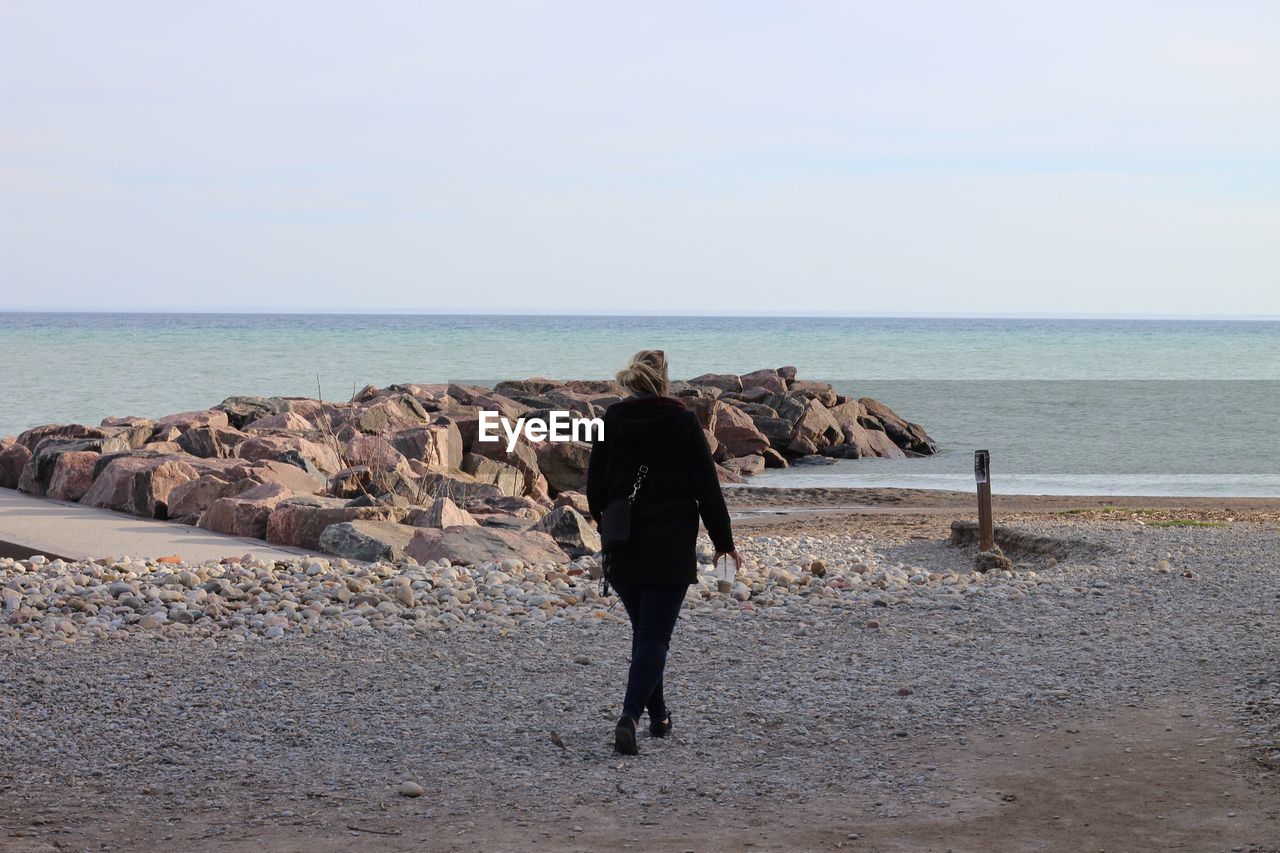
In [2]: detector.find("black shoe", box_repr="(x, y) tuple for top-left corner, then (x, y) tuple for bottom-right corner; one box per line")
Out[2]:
(614, 716), (639, 755)
(649, 712), (672, 738)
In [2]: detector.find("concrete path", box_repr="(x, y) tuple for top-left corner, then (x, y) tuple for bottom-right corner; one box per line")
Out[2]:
(0, 489), (312, 563)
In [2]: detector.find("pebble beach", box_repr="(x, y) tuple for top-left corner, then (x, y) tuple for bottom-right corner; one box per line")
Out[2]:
(2, 493), (1277, 850)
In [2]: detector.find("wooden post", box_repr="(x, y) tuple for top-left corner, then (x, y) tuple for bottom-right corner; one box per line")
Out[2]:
(974, 449), (994, 551)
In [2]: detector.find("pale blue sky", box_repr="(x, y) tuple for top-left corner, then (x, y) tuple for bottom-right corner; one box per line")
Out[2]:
(1, 1), (1277, 315)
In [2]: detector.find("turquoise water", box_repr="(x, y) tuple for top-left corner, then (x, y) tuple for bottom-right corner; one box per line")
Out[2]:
(2, 313), (1278, 495)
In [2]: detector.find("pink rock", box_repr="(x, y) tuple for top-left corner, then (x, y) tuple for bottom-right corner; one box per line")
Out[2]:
(469, 434), (542, 497)
(155, 410), (231, 432)
(411, 496), (479, 529)
(405, 525), (569, 567)
(725, 454), (765, 476)
(81, 454), (200, 518)
(167, 474), (256, 521)
(249, 459), (327, 494)
(243, 411), (314, 431)
(533, 440), (591, 495)
(689, 373), (744, 393)
(176, 426), (249, 458)
(344, 435), (406, 470)
(199, 481), (293, 538)
(552, 490), (591, 516)
(0, 443), (32, 489)
(236, 434), (342, 475)
(715, 464), (746, 484)
(713, 404), (770, 457)
(461, 453), (526, 498)
(16, 423), (110, 452)
(47, 450), (99, 501)
(787, 400), (842, 455)
(266, 500), (398, 550)
(739, 369), (788, 394)
(390, 420), (463, 471)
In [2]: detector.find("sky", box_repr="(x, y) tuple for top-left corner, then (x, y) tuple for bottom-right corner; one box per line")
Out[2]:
(1, 1), (1278, 316)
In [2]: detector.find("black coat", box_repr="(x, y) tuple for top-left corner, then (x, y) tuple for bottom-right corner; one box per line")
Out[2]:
(586, 395), (735, 585)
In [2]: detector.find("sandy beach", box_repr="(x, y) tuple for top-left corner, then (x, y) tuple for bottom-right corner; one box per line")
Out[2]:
(2, 486), (1277, 851)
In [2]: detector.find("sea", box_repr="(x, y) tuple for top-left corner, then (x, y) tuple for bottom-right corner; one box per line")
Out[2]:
(2, 313), (1278, 496)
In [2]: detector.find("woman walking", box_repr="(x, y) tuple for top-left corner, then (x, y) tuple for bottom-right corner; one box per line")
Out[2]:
(587, 350), (740, 755)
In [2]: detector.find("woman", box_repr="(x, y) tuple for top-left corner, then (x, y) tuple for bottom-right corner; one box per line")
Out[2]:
(587, 350), (740, 755)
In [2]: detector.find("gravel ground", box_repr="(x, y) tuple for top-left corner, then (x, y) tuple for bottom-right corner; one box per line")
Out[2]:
(1, 512), (1277, 850)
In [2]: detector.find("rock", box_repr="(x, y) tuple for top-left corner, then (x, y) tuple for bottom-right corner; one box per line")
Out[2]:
(398, 781), (424, 798)
(412, 470), (503, 504)
(761, 393), (807, 424)
(808, 559), (827, 578)
(411, 496), (479, 529)
(348, 395), (429, 434)
(533, 441), (592, 495)
(0, 442), (32, 489)
(344, 435), (407, 471)
(974, 547), (1015, 573)
(469, 436), (545, 498)
(716, 464), (746, 483)
(243, 411), (314, 431)
(688, 373), (744, 393)
(553, 490), (591, 516)
(461, 452), (526, 497)
(724, 454), (765, 476)
(406, 525), (570, 567)
(761, 448), (789, 469)
(154, 410), (231, 433)
(46, 450), (99, 501)
(214, 396), (286, 429)
(100, 416), (158, 448)
(787, 400), (842, 456)
(858, 397), (937, 454)
(739, 368), (788, 394)
(81, 454), (200, 518)
(391, 420), (464, 471)
(16, 423), (114, 452)
(266, 500), (398, 551)
(394, 578), (415, 607)
(236, 434), (342, 476)
(712, 404), (771, 457)
(176, 426), (249, 459)
(465, 494), (548, 520)
(787, 380), (838, 406)
(317, 520), (418, 562)
(791, 455), (837, 466)
(529, 506), (601, 557)
(199, 481), (294, 538)
(750, 416), (795, 450)
(18, 436), (131, 496)
(249, 459), (327, 494)
(167, 474), (256, 521)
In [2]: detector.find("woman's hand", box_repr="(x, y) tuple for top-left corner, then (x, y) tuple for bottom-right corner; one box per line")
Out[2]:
(714, 549), (742, 570)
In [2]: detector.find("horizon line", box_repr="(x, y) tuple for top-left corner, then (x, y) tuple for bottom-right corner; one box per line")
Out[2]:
(3, 308), (1280, 322)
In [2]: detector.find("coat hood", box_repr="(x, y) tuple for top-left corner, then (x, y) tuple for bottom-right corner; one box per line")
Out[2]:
(605, 396), (688, 447)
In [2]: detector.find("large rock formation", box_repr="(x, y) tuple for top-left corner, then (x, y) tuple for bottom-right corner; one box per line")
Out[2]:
(0, 367), (935, 565)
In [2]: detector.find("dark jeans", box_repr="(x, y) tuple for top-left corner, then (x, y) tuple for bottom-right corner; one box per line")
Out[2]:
(613, 581), (690, 723)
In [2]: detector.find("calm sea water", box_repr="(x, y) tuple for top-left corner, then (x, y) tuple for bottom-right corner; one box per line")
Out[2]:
(2, 313), (1278, 495)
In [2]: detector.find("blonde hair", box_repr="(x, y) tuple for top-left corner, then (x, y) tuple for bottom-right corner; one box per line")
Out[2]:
(616, 349), (669, 396)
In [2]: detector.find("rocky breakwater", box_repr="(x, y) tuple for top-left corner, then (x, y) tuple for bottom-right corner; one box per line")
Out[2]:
(0, 368), (935, 564)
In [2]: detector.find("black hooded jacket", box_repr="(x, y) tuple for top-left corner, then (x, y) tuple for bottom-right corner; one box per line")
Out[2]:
(586, 394), (735, 584)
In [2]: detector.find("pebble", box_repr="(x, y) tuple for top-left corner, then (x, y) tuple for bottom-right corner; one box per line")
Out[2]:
(398, 781), (425, 798)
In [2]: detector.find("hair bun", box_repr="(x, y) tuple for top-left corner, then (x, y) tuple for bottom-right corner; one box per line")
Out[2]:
(616, 350), (669, 396)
